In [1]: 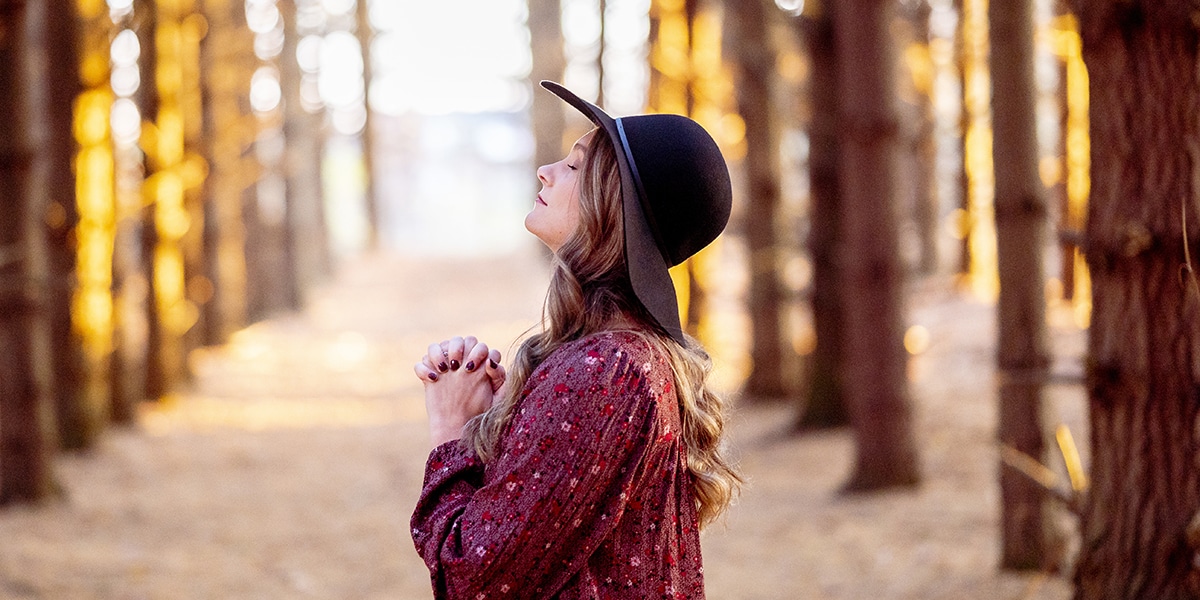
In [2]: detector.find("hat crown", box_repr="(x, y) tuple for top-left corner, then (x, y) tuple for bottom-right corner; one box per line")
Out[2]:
(619, 114), (732, 267)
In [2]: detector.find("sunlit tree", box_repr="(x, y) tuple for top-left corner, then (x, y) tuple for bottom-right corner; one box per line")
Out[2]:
(727, 0), (787, 399)
(989, 0), (1053, 570)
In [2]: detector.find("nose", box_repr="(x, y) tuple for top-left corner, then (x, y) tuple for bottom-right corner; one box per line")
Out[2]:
(536, 163), (551, 185)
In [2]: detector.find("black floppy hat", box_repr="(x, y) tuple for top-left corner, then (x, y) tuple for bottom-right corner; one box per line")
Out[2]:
(540, 81), (732, 344)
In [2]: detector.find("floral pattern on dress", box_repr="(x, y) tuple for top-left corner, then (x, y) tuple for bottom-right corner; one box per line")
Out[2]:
(411, 332), (704, 599)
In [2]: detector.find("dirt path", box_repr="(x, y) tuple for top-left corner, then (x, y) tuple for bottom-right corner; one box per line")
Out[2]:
(0, 249), (1082, 599)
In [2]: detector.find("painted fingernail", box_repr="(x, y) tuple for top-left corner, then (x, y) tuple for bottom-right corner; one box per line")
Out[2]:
(465, 361), (476, 372)
(438, 362), (449, 372)
(450, 360), (461, 371)
(428, 372), (439, 382)
(489, 359), (499, 369)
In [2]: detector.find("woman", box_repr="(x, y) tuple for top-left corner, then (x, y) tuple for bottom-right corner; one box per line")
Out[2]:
(411, 81), (741, 599)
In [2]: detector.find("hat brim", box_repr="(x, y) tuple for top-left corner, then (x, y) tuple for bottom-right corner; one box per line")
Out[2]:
(539, 81), (685, 344)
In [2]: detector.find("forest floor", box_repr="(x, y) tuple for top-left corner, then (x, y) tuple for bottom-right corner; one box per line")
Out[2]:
(0, 248), (1086, 600)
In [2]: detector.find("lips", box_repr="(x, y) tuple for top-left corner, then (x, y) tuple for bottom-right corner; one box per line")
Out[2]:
(536, 194), (548, 206)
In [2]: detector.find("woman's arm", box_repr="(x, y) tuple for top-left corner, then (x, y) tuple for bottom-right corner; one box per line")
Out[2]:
(411, 335), (672, 598)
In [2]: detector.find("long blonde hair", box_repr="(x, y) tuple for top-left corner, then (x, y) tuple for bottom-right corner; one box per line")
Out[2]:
(460, 128), (741, 527)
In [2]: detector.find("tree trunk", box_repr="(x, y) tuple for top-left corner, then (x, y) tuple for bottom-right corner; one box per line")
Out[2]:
(1068, 3), (1200, 598)
(953, 0), (971, 276)
(355, 0), (380, 250)
(109, 0), (156, 416)
(528, 0), (566, 176)
(596, 0), (606, 106)
(795, 0), (849, 430)
(0, 0), (58, 503)
(26, 0), (99, 450)
(907, 0), (939, 275)
(989, 0), (1053, 571)
(680, 0), (706, 337)
(279, 0), (329, 305)
(833, 0), (920, 491)
(727, 0), (785, 399)
(198, 0), (251, 345)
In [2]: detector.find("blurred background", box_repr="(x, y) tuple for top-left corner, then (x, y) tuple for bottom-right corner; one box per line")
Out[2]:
(0, 0), (1169, 597)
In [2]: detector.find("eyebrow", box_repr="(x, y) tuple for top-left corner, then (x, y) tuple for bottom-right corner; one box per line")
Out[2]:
(572, 142), (588, 154)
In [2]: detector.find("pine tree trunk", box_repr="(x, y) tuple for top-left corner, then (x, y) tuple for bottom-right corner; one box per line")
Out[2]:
(279, 0), (329, 304)
(26, 0), (98, 450)
(0, 0), (58, 503)
(953, 0), (971, 276)
(528, 0), (566, 179)
(355, 0), (380, 250)
(727, 0), (785, 399)
(989, 0), (1053, 570)
(795, 0), (849, 430)
(908, 0), (939, 275)
(1068, 3), (1200, 597)
(833, 0), (920, 491)
(198, 0), (250, 345)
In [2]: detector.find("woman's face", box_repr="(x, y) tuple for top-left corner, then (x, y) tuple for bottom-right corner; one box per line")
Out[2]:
(526, 130), (595, 252)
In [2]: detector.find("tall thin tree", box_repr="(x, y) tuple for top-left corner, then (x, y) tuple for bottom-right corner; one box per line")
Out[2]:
(354, 0), (380, 250)
(727, 0), (787, 399)
(989, 0), (1053, 570)
(833, 0), (920, 491)
(279, 0), (330, 301)
(0, 0), (58, 503)
(528, 0), (566, 179)
(26, 0), (96, 449)
(795, 0), (849, 430)
(1066, 2), (1200, 597)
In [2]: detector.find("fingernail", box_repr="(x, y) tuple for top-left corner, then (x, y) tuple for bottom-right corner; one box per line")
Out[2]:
(450, 360), (461, 371)
(438, 362), (449, 373)
(428, 372), (438, 382)
(465, 361), (476, 372)
(489, 359), (499, 369)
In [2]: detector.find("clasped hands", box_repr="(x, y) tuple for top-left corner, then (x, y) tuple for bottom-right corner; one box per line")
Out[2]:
(413, 336), (506, 448)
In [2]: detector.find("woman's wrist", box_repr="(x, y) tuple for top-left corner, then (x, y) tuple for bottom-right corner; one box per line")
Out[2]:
(428, 420), (464, 448)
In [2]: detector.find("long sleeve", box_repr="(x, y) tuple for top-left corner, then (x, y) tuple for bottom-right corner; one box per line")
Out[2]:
(411, 332), (695, 599)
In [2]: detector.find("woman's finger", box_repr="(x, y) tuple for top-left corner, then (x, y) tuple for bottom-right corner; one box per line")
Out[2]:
(428, 343), (449, 373)
(421, 353), (440, 375)
(446, 336), (465, 370)
(485, 348), (506, 392)
(463, 341), (489, 373)
(413, 361), (439, 383)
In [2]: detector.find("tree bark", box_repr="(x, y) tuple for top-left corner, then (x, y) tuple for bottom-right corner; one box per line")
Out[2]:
(528, 0), (566, 177)
(989, 0), (1053, 570)
(795, 0), (849, 430)
(198, 0), (251, 345)
(727, 0), (786, 400)
(355, 0), (380, 250)
(833, 0), (920, 491)
(906, 0), (939, 275)
(0, 0), (58, 503)
(279, 0), (329, 305)
(953, 0), (971, 276)
(1067, 3), (1200, 598)
(26, 0), (101, 450)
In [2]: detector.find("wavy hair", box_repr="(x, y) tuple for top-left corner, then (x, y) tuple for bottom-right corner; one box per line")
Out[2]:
(460, 128), (741, 527)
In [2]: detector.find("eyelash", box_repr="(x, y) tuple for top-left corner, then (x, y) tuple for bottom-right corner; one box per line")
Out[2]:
(566, 163), (577, 171)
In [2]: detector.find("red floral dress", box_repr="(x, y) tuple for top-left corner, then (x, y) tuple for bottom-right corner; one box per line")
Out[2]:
(411, 331), (705, 599)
